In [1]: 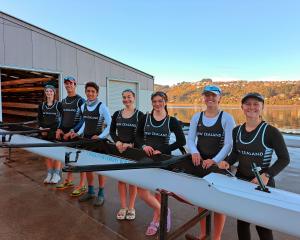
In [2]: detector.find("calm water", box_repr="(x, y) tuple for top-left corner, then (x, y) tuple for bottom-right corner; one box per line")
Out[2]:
(168, 105), (300, 134)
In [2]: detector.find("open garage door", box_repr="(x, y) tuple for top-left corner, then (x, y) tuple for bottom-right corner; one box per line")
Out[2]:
(0, 67), (59, 122)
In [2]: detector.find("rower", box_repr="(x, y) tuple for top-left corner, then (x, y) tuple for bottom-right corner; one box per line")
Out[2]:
(110, 89), (144, 221)
(55, 76), (85, 195)
(37, 84), (63, 184)
(135, 91), (186, 236)
(218, 92), (290, 240)
(70, 81), (111, 206)
(187, 85), (236, 240)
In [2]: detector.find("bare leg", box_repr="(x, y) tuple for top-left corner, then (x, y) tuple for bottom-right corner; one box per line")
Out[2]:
(128, 184), (137, 209)
(138, 188), (160, 222)
(118, 181), (127, 209)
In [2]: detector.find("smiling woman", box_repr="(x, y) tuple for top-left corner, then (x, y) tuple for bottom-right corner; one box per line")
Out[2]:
(218, 92), (290, 240)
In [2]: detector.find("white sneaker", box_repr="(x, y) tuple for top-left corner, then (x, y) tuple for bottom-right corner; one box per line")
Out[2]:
(44, 173), (52, 184)
(50, 173), (61, 184)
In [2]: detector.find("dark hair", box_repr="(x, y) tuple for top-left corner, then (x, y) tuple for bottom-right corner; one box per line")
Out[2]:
(151, 91), (168, 115)
(122, 89), (135, 97)
(85, 81), (99, 92)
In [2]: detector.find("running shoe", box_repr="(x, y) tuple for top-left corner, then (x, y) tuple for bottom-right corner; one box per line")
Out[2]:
(70, 186), (87, 197)
(50, 173), (61, 184)
(93, 196), (104, 206)
(78, 192), (95, 202)
(44, 173), (52, 184)
(56, 180), (74, 190)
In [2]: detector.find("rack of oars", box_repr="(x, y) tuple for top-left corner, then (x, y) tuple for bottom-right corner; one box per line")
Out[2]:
(1, 77), (56, 118)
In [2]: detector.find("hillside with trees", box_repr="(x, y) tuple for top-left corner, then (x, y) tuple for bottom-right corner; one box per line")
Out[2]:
(155, 80), (300, 105)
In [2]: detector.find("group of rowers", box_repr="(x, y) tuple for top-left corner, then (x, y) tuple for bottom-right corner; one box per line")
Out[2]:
(37, 75), (290, 240)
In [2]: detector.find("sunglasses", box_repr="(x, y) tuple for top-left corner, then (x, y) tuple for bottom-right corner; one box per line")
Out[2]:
(151, 91), (167, 98)
(203, 86), (221, 93)
(122, 89), (135, 94)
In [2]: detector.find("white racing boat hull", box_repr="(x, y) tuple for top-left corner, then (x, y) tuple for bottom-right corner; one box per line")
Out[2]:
(3, 132), (300, 237)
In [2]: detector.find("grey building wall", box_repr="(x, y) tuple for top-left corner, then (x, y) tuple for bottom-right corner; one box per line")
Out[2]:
(0, 12), (154, 92)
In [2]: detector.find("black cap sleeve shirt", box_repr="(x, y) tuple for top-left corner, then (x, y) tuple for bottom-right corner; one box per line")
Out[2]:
(197, 111), (225, 159)
(144, 113), (171, 154)
(40, 101), (60, 129)
(115, 109), (140, 143)
(235, 121), (273, 179)
(82, 102), (103, 139)
(61, 95), (83, 131)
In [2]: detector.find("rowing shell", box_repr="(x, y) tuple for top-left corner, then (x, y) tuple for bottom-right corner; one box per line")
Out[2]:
(2, 132), (300, 238)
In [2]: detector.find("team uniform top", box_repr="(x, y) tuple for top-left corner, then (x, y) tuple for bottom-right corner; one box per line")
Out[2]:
(76, 99), (111, 139)
(59, 95), (85, 132)
(226, 121), (290, 179)
(110, 109), (144, 144)
(136, 113), (186, 155)
(187, 111), (236, 162)
(37, 101), (62, 130)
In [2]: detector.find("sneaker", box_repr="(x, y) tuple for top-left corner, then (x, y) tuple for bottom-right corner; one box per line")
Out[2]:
(78, 192), (95, 202)
(44, 173), (52, 184)
(70, 186), (87, 197)
(50, 173), (61, 184)
(93, 196), (104, 207)
(56, 180), (74, 190)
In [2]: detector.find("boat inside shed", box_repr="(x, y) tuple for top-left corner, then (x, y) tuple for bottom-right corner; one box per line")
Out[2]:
(0, 68), (59, 122)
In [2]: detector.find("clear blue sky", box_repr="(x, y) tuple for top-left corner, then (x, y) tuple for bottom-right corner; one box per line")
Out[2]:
(1, 0), (300, 85)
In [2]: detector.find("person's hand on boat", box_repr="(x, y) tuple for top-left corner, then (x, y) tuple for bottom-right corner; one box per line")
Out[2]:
(218, 161), (230, 169)
(63, 132), (72, 141)
(116, 141), (125, 153)
(202, 159), (216, 169)
(153, 150), (161, 155)
(191, 153), (202, 166)
(251, 173), (269, 185)
(91, 135), (99, 140)
(55, 129), (63, 140)
(143, 145), (155, 156)
(122, 143), (133, 152)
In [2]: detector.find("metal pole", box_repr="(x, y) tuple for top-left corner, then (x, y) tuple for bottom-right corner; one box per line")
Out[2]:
(159, 190), (169, 240)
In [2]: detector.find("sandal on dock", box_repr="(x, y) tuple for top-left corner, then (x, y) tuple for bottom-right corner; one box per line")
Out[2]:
(126, 208), (136, 220)
(116, 208), (128, 220)
(145, 221), (159, 236)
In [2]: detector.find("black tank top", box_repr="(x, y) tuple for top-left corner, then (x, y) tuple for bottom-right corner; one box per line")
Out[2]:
(116, 109), (140, 143)
(61, 95), (82, 130)
(196, 111), (224, 159)
(82, 102), (103, 138)
(144, 113), (171, 153)
(235, 122), (273, 178)
(41, 101), (60, 129)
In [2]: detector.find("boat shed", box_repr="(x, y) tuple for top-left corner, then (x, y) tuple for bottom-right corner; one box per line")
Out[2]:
(0, 11), (154, 122)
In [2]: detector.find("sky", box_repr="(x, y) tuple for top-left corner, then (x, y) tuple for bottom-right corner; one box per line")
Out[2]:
(1, 0), (300, 85)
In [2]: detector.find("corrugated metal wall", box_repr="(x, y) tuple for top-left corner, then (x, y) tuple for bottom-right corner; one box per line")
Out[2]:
(0, 12), (153, 91)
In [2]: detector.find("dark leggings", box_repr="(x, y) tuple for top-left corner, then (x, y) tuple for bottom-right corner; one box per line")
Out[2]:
(237, 220), (273, 240)
(236, 173), (275, 240)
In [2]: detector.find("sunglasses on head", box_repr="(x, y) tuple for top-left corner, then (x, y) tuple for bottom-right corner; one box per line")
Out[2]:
(204, 86), (221, 93)
(122, 89), (135, 94)
(64, 76), (76, 82)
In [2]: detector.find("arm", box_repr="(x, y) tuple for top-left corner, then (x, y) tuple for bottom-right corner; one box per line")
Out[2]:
(225, 127), (239, 165)
(134, 114), (147, 149)
(72, 98), (85, 132)
(109, 111), (120, 142)
(160, 117), (186, 153)
(75, 104), (85, 136)
(98, 104), (111, 139)
(133, 111), (145, 147)
(187, 113), (200, 154)
(212, 113), (236, 163)
(265, 126), (290, 177)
